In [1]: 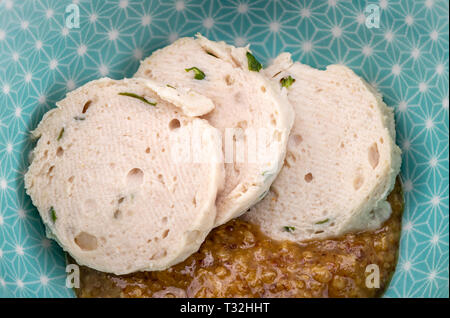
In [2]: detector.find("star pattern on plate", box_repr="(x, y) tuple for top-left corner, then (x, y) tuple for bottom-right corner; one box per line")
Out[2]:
(0, 0), (448, 298)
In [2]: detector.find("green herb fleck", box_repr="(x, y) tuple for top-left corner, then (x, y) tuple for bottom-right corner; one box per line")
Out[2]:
(82, 100), (92, 113)
(185, 67), (206, 80)
(315, 218), (329, 225)
(283, 226), (295, 233)
(73, 116), (85, 121)
(166, 84), (176, 89)
(49, 206), (57, 223)
(57, 128), (64, 141)
(258, 189), (269, 200)
(206, 51), (218, 58)
(118, 92), (156, 106)
(246, 52), (262, 72)
(280, 75), (296, 88)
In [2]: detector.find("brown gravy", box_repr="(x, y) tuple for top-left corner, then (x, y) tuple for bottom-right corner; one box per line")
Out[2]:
(75, 179), (403, 298)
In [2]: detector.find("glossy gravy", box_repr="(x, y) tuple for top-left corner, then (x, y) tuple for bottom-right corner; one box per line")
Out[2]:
(76, 179), (403, 298)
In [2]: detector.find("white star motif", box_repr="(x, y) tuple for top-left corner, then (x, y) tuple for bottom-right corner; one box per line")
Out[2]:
(300, 8), (311, 18)
(431, 196), (440, 206)
(12, 52), (19, 61)
(49, 59), (58, 70)
(108, 29), (119, 41)
(403, 261), (411, 271)
(238, 4), (248, 14)
(269, 22), (280, 33)
(235, 37), (246, 47)
(431, 234), (439, 244)
(16, 280), (24, 288)
(169, 32), (178, 43)
(42, 238), (51, 248)
(419, 82), (428, 92)
(61, 27), (69, 36)
(175, 1), (185, 11)
(38, 95), (47, 104)
(425, 0), (434, 8)
(331, 26), (342, 38)
(77, 44), (87, 56)
(392, 64), (401, 75)
(46, 9), (54, 19)
(356, 13), (366, 25)
(16, 245), (24, 256)
(89, 14), (98, 23)
(99, 64), (109, 76)
(425, 118), (434, 129)
(362, 45), (373, 56)
(411, 48), (420, 59)
(24, 73), (32, 83)
(302, 41), (313, 53)
(66, 80), (76, 90)
(403, 179), (413, 192)
(429, 157), (438, 167)
(17, 209), (26, 218)
(203, 18), (214, 29)
(0, 29), (5, 41)
(442, 97), (449, 109)
(35, 40), (43, 50)
(15, 107), (22, 117)
(21, 20), (29, 30)
(384, 30), (394, 42)
(119, 0), (128, 9)
(405, 15), (414, 26)
(40, 275), (49, 285)
(133, 49), (143, 60)
(2, 84), (10, 95)
(430, 30), (438, 41)
(141, 15), (151, 26)
(435, 64), (444, 74)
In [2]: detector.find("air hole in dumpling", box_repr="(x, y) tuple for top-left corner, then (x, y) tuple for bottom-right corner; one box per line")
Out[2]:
(74, 232), (98, 251)
(291, 134), (303, 145)
(368, 142), (380, 169)
(353, 174), (364, 190)
(169, 118), (180, 130)
(126, 168), (144, 187)
(304, 173), (313, 183)
(85, 199), (97, 211)
(224, 74), (234, 86)
(113, 209), (122, 219)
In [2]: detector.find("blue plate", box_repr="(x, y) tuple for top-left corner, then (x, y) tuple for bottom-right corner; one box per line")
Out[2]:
(0, 0), (448, 298)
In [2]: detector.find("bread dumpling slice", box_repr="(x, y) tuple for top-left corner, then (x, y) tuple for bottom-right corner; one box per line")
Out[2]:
(24, 78), (224, 274)
(242, 53), (402, 242)
(135, 34), (294, 226)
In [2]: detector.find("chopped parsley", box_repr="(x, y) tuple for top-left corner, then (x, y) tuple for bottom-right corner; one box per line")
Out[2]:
(185, 67), (206, 80)
(57, 127), (64, 141)
(118, 92), (156, 106)
(49, 206), (57, 223)
(283, 226), (295, 233)
(206, 51), (218, 58)
(166, 84), (176, 89)
(315, 218), (329, 225)
(280, 75), (296, 88)
(73, 116), (85, 121)
(82, 100), (92, 113)
(246, 52), (262, 72)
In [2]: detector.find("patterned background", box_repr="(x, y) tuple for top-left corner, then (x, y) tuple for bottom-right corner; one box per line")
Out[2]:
(0, 0), (448, 298)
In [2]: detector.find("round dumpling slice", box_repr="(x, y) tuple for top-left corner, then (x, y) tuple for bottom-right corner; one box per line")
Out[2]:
(242, 53), (402, 242)
(135, 34), (294, 226)
(24, 78), (224, 274)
